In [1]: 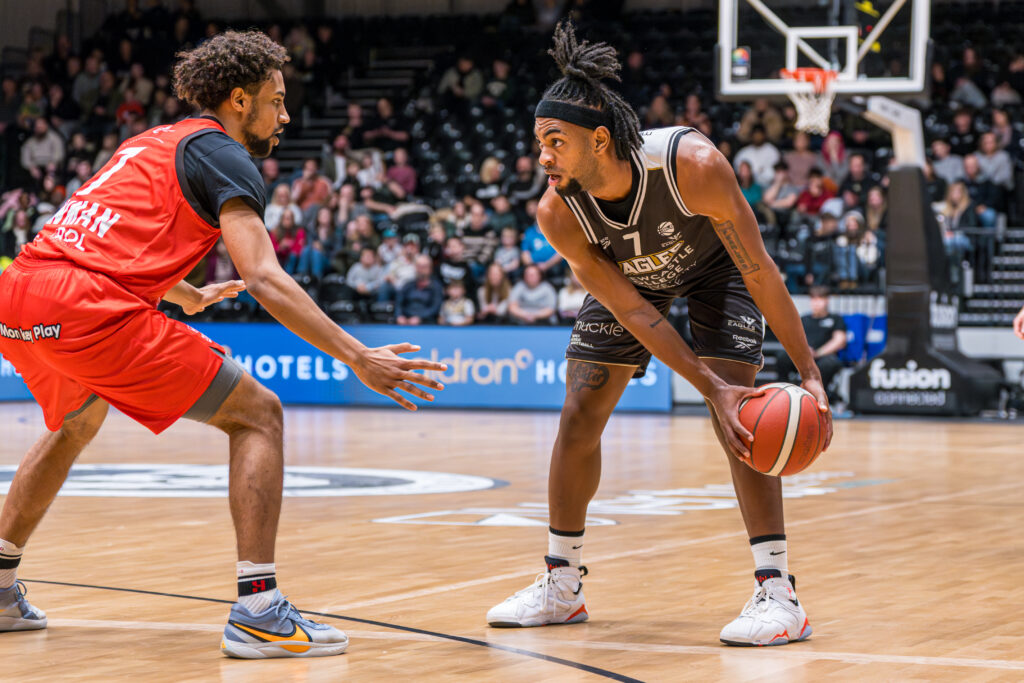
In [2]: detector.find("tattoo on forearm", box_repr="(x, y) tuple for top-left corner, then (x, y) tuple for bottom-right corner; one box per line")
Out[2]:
(713, 219), (760, 275)
(650, 317), (663, 328)
(567, 361), (610, 392)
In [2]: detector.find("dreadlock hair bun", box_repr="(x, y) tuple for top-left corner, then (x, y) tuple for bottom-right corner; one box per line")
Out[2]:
(548, 22), (622, 88)
(542, 21), (642, 161)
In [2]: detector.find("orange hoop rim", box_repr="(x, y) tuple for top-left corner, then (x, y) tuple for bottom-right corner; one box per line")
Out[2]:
(780, 67), (839, 94)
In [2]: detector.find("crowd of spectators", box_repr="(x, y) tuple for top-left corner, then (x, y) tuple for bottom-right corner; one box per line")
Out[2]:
(1, 0), (1022, 325)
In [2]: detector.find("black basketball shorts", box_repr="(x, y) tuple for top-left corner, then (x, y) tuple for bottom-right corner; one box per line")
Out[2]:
(565, 270), (764, 378)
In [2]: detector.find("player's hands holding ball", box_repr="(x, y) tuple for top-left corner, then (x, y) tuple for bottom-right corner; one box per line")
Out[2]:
(354, 343), (447, 410)
(706, 383), (765, 463)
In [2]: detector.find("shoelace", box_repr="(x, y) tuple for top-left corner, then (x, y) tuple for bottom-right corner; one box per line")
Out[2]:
(514, 567), (588, 617)
(741, 585), (772, 615)
(13, 580), (27, 600)
(273, 596), (319, 628)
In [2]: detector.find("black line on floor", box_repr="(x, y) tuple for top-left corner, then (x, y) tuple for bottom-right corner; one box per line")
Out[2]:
(22, 578), (643, 683)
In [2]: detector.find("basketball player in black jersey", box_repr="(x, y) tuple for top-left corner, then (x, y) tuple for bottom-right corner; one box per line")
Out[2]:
(486, 23), (833, 646)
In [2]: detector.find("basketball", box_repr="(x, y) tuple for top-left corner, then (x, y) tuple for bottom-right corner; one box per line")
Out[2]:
(739, 383), (826, 476)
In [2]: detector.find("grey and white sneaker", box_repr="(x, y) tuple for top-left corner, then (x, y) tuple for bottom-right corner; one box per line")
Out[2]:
(0, 581), (47, 631)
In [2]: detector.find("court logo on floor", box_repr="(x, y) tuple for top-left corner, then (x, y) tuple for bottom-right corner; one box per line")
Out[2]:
(0, 464), (506, 498)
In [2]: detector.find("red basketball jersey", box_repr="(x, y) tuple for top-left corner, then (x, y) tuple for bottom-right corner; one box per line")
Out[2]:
(20, 118), (230, 306)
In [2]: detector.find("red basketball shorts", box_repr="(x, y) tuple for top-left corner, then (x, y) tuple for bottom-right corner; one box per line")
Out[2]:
(0, 259), (225, 433)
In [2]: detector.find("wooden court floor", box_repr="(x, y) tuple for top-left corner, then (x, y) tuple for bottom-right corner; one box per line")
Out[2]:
(0, 401), (1022, 681)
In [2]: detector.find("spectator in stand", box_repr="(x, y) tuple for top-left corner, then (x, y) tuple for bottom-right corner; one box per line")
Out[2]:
(762, 161), (801, 231)
(991, 109), (1021, 159)
(92, 132), (119, 170)
(46, 83), (82, 139)
(733, 124), (780, 187)
(737, 98), (785, 143)
(444, 200), (471, 235)
(784, 131), (822, 188)
(377, 226), (402, 265)
(72, 54), (101, 112)
(65, 160), (93, 196)
(292, 158), (332, 215)
(65, 133), (93, 172)
(356, 153), (382, 190)
(472, 157), (505, 202)
(922, 161), (948, 205)
(343, 102), (369, 150)
(521, 199), (565, 274)
(336, 182), (369, 225)
(864, 186), (888, 233)
(439, 280), (476, 326)
(796, 169), (835, 218)
(775, 286), (847, 398)
(386, 147), (417, 196)
(20, 118), (65, 183)
(421, 221), (446, 265)
(1, 210), (34, 259)
(931, 139), (965, 186)
(976, 132), (1015, 192)
(736, 161), (764, 220)
(116, 88), (146, 139)
(677, 93), (711, 133)
(478, 262), (511, 322)
(438, 56), (484, 107)
(364, 97), (409, 152)
(948, 109), (978, 157)
(557, 271), (587, 321)
(295, 207), (338, 279)
(805, 207), (840, 286)
(481, 58), (517, 111)
(833, 210), (867, 289)
(643, 94), (674, 129)
(460, 202), (498, 274)
(0, 77), (21, 132)
(346, 247), (385, 306)
(502, 155), (545, 220)
(962, 154), (1001, 226)
(508, 264), (557, 325)
(620, 50), (650, 109)
(85, 70), (123, 137)
(379, 234), (421, 303)
(322, 133), (353, 189)
(838, 153), (879, 210)
(493, 227), (522, 277)
(438, 235), (478, 294)
(397, 254), (444, 325)
(490, 195), (518, 233)
(264, 183), (303, 232)
(260, 157), (283, 195)
(270, 210), (306, 274)
(120, 62), (154, 107)
(942, 181), (980, 230)
(820, 131), (848, 186)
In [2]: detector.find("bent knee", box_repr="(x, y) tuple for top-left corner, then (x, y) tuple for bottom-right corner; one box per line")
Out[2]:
(210, 376), (283, 437)
(59, 401), (108, 445)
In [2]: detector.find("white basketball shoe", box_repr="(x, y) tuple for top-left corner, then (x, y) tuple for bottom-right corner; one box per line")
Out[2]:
(719, 569), (812, 646)
(487, 557), (589, 628)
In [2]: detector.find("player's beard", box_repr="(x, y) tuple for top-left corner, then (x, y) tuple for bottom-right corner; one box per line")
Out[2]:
(555, 155), (601, 198)
(555, 176), (584, 198)
(242, 108), (275, 158)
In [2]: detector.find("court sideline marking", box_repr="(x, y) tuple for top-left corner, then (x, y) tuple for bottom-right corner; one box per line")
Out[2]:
(325, 480), (1020, 611)
(47, 619), (1024, 672)
(24, 579), (640, 683)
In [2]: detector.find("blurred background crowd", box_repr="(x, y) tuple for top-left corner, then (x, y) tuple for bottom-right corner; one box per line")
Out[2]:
(1, 0), (1022, 327)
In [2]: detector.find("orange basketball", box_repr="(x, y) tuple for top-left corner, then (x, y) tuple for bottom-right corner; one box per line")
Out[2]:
(738, 382), (826, 476)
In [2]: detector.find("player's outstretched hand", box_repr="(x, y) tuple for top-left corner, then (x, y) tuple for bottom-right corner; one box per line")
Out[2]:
(354, 343), (447, 411)
(801, 377), (833, 451)
(1014, 305), (1024, 340)
(707, 384), (764, 463)
(183, 280), (246, 315)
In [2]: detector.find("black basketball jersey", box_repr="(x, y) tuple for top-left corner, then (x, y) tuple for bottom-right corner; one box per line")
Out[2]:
(559, 126), (735, 295)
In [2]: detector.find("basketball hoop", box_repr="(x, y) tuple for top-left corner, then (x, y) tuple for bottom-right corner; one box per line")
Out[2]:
(781, 68), (838, 136)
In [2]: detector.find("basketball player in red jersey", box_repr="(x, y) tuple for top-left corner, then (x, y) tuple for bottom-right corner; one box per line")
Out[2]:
(0, 31), (445, 658)
(487, 24), (832, 645)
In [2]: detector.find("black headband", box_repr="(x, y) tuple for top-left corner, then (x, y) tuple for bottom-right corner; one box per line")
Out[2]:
(535, 100), (613, 130)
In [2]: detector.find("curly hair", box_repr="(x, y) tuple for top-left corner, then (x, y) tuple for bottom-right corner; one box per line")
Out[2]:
(173, 30), (289, 111)
(542, 22), (642, 161)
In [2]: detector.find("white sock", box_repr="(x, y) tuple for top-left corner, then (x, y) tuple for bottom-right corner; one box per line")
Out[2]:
(750, 534), (788, 573)
(547, 527), (584, 568)
(0, 538), (23, 589)
(237, 561), (280, 613)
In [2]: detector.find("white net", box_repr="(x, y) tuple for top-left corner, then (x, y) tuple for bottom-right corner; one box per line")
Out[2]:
(787, 88), (837, 136)
(782, 69), (838, 136)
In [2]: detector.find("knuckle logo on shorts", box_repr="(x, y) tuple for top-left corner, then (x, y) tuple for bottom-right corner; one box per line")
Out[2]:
(0, 464), (505, 498)
(573, 320), (624, 337)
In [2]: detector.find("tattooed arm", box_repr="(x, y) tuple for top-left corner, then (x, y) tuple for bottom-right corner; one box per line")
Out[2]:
(536, 188), (755, 458)
(675, 135), (832, 449)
